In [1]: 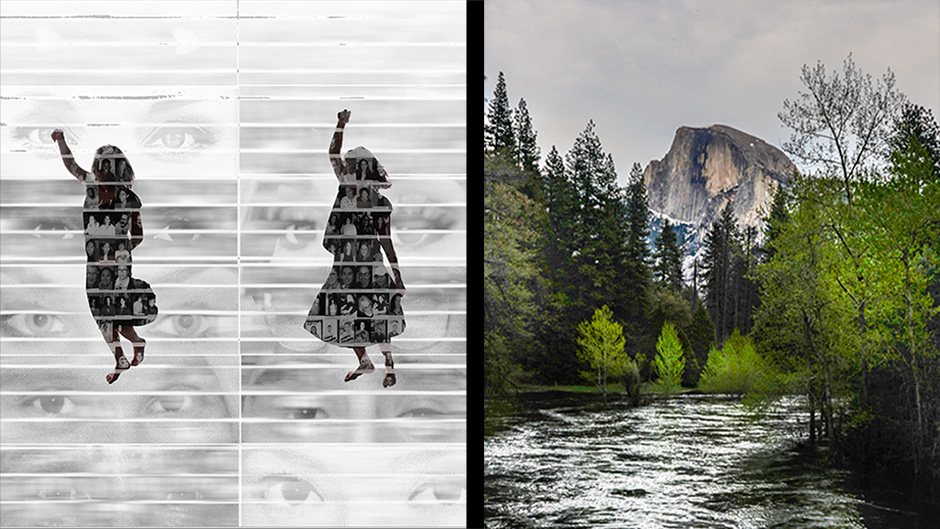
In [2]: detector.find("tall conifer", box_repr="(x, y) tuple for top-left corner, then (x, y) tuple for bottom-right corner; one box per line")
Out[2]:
(485, 72), (515, 154)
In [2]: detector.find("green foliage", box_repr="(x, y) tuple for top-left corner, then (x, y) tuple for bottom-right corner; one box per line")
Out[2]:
(653, 322), (685, 394)
(763, 54), (939, 491)
(698, 330), (765, 395)
(484, 153), (541, 396)
(576, 305), (629, 401)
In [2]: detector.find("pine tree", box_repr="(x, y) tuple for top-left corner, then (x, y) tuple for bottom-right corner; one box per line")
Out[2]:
(514, 98), (541, 175)
(702, 203), (740, 342)
(485, 72), (515, 155)
(759, 184), (791, 262)
(540, 146), (574, 285)
(621, 162), (653, 336)
(654, 217), (684, 292)
(563, 121), (625, 316)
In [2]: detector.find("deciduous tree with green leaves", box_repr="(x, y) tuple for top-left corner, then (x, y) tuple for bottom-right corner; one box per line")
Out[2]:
(576, 305), (628, 403)
(653, 322), (685, 394)
(484, 153), (540, 397)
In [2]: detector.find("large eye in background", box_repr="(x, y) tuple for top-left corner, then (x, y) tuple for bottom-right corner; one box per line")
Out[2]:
(408, 477), (466, 504)
(398, 407), (443, 419)
(25, 395), (76, 416)
(146, 394), (194, 414)
(260, 477), (324, 506)
(148, 312), (211, 338)
(286, 407), (329, 420)
(10, 126), (79, 150)
(0, 313), (68, 337)
(141, 125), (217, 161)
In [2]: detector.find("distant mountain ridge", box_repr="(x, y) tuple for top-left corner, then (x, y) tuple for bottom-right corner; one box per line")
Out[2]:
(642, 124), (796, 267)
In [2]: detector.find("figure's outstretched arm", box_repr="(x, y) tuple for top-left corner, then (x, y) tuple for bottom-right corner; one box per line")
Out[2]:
(329, 109), (351, 180)
(51, 129), (89, 181)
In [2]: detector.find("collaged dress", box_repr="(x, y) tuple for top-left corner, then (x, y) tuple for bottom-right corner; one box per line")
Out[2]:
(304, 179), (405, 346)
(84, 179), (158, 335)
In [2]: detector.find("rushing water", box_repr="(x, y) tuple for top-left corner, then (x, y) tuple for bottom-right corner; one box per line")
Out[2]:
(485, 392), (933, 529)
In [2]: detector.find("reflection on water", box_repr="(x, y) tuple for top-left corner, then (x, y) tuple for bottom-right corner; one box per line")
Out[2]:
(485, 393), (931, 529)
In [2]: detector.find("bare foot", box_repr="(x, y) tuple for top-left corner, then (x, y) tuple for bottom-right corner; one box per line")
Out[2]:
(344, 359), (374, 382)
(106, 355), (131, 384)
(383, 372), (396, 388)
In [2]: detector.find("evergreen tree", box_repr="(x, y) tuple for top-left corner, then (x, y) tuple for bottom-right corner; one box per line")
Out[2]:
(702, 203), (739, 342)
(653, 217), (684, 292)
(759, 184), (791, 262)
(514, 98), (541, 175)
(564, 121), (625, 315)
(485, 72), (515, 155)
(540, 145), (576, 285)
(621, 162), (653, 336)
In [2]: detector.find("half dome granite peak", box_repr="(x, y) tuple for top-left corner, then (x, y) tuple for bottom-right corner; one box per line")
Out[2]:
(643, 123), (795, 238)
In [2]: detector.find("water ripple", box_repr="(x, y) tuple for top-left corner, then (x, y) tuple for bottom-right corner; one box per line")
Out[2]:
(485, 394), (926, 529)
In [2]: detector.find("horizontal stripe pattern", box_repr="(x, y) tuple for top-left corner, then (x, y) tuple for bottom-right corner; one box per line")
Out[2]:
(0, 0), (466, 526)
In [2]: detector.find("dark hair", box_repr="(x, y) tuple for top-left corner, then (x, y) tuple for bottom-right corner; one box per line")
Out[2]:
(93, 145), (134, 183)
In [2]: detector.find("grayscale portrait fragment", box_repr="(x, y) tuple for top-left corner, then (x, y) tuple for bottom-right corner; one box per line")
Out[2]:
(1, 0), (466, 527)
(0, 0), (240, 526)
(237, 1), (466, 526)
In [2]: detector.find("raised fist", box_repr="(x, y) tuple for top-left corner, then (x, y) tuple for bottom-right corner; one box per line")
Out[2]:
(337, 109), (351, 124)
(50, 129), (65, 142)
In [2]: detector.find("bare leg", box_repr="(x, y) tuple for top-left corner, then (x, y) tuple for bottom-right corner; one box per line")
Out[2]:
(118, 325), (146, 366)
(104, 328), (130, 384)
(344, 346), (374, 382)
(381, 342), (396, 388)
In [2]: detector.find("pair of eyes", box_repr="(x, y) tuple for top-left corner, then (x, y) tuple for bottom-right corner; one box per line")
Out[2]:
(1, 311), (211, 339)
(258, 475), (465, 507)
(31, 488), (206, 502)
(281, 406), (443, 421)
(33, 477), (465, 508)
(13, 125), (215, 161)
(24, 392), (200, 416)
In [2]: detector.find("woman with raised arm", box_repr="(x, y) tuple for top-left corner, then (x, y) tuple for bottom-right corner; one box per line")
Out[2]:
(52, 130), (158, 384)
(304, 110), (406, 387)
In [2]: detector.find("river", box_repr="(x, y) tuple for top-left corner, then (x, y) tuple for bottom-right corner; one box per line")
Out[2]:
(484, 392), (933, 528)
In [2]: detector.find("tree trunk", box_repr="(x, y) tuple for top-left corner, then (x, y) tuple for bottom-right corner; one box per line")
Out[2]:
(903, 254), (924, 477)
(809, 392), (817, 445)
(859, 301), (869, 406)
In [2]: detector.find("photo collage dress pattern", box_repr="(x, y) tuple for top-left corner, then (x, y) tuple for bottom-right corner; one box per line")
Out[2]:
(83, 160), (158, 336)
(304, 169), (406, 347)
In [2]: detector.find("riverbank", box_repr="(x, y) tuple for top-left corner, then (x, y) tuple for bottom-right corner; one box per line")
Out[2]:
(516, 382), (705, 396)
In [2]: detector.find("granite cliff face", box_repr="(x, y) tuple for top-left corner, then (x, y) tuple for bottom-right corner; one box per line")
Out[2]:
(643, 124), (796, 261)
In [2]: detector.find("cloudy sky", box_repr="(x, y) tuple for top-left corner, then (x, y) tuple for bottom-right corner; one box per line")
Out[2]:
(485, 0), (940, 186)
